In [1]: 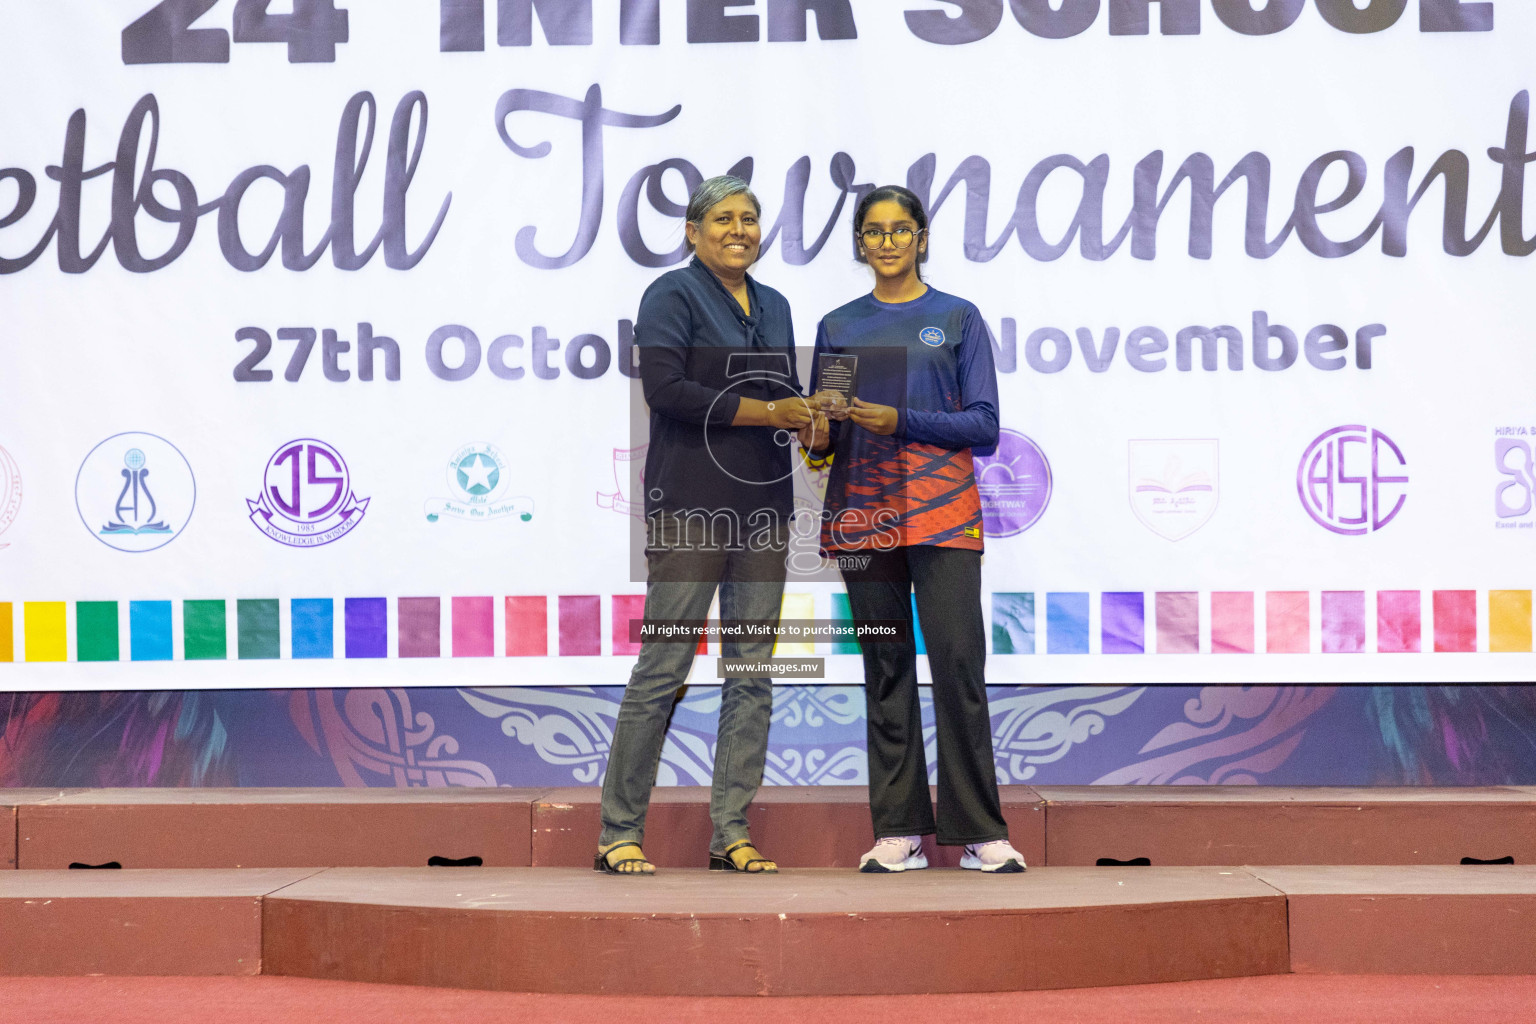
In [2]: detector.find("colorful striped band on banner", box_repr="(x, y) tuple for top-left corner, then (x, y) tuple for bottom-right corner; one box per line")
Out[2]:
(1266, 592), (1309, 654)
(1211, 592), (1255, 654)
(452, 596), (495, 658)
(910, 594), (927, 656)
(777, 593), (815, 656)
(76, 601), (119, 662)
(991, 593), (1035, 655)
(183, 600), (227, 661)
(1489, 591), (1533, 653)
(129, 601), (172, 662)
(830, 593), (860, 655)
(398, 597), (441, 659)
(558, 595), (600, 656)
(1378, 590), (1422, 653)
(1102, 592), (1145, 655)
(612, 595), (708, 658)
(3, 588), (1533, 664)
(344, 598), (386, 659)
(238, 599), (281, 660)
(1155, 592), (1198, 654)
(505, 596), (547, 657)
(612, 594), (644, 657)
(1432, 590), (1477, 653)
(291, 599), (334, 660)
(1322, 591), (1366, 654)
(1047, 592), (1090, 654)
(23, 602), (66, 662)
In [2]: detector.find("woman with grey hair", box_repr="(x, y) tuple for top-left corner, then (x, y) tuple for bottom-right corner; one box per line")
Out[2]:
(595, 175), (822, 875)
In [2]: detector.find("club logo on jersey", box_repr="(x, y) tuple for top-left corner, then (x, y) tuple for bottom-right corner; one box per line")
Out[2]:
(919, 326), (945, 347)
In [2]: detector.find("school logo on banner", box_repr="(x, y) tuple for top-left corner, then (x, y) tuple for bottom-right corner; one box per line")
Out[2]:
(975, 429), (1051, 538)
(0, 443), (21, 550)
(426, 443), (533, 523)
(1494, 425), (1536, 529)
(248, 438), (368, 548)
(1129, 439), (1218, 541)
(597, 444), (647, 520)
(75, 432), (196, 553)
(1297, 425), (1408, 536)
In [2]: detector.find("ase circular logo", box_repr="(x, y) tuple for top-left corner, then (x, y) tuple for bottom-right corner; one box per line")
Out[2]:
(1297, 425), (1408, 535)
(919, 326), (945, 347)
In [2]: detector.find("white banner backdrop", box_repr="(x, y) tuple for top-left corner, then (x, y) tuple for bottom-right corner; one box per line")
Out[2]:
(2, 0), (1534, 687)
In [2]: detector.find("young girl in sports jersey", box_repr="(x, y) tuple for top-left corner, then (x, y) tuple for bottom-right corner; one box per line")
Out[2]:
(805, 186), (1025, 874)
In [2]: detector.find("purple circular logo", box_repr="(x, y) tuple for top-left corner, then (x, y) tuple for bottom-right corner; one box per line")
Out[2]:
(975, 429), (1051, 538)
(248, 438), (370, 547)
(1297, 425), (1408, 536)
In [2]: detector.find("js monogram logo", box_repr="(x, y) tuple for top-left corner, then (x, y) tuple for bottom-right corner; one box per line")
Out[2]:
(248, 439), (369, 547)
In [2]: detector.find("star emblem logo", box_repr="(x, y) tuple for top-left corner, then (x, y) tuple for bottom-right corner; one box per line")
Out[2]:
(457, 454), (499, 495)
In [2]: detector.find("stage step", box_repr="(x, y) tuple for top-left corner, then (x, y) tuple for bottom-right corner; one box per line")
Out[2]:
(6, 786), (1534, 872)
(12, 788), (542, 869)
(3, 863), (1530, 990)
(260, 866), (1288, 995)
(0, 868), (316, 975)
(531, 785), (1047, 869)
(1038, 786), (1536, 866)
(1250, 864), (1536, 975)
(0, 791), (77, 869)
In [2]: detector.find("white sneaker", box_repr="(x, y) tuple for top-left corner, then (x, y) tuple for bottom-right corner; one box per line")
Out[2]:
(960, 839), (1027, 873)
(859, 835), (928, 873)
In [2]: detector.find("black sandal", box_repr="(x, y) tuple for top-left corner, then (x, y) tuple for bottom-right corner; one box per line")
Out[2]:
(594, 841), (655, 875)
(709, 839), (778, 873)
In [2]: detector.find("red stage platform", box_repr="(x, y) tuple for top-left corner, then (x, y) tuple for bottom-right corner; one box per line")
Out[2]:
(2, 786), (1533, 994)
(0, 790), (74, 869)
(532, 785), (1046, 869)
(0, 867), (316, 976)
(1037, 785), (1536, 866)
(1250, 864), (1536, 975)
(262, 866), (1287, 995)
(13, 788), (541, 869)
(9, 786), (1532, 870)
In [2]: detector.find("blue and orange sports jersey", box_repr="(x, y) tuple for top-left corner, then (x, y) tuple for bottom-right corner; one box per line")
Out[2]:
(810, 287), (1000, 552)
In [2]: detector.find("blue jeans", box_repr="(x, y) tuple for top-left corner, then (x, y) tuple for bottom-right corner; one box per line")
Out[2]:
(598, 525), (786, 855)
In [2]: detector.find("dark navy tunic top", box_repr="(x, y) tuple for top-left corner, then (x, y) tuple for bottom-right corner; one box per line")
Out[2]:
(636, 257), (800, 519)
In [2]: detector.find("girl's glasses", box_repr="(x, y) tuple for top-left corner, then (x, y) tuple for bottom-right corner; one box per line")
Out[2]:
(860, 227), (920, 249)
